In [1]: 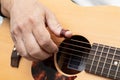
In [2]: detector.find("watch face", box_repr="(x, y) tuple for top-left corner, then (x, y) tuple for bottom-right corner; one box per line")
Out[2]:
(0, 16), (3, 25)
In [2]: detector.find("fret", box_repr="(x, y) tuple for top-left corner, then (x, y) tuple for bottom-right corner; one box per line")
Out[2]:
(108, 63), (120, 79)
(86, 62), (120, 73)
(106, 58), (112, 63)
(85, 43), (97, 72)
(86, 59), (120, 70)
(88, 49), (120, 60)
(85, 43), (120, 80)
(114, 66), (119, 79)
(89, 43), (99, 72)
(86, 44), (107, 74)
(100, 57), (105, 62)
(108, 53), (114, 59)
(119, 65), (120, 72)
(115, 49), (120, 80)
(100, 46), (110, 75)
(114, 48), (120, 79)
(93, 61), (98, 68)
(107, 47), (116, 77)
(116, 48), (120, 55)
(94, 56), (99, 61)
(116, 72), (120, 80)
(114, 55), (120, 60)
(95, 44), (105, 74)
(113, 48), (120, 80)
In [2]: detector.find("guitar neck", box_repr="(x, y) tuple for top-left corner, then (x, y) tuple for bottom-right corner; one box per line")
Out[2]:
(85, 43), (120, 80)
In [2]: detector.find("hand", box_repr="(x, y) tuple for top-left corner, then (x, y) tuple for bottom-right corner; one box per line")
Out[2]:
(1, 0), (72, 61)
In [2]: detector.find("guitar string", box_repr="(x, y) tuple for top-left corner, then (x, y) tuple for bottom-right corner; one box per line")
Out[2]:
(59, 46), (120, 61)
(13, 38), (120, 78)
(61, 42), (120, 57)
(59, 46), (120, 68)
(58, 50), (120, 67)
(57, 56), (120, 78)
(57, 43), (118, 78)
(57, 38), (120, 52)
(58, 55), (120, 73)
(56, 38), (120, 47)
(62, 39), (120, 51)
(67, 38), (120, 48)
(70, 39), (90, 45)
(59, 39), (120, 51)
(59, 45), (120, 68)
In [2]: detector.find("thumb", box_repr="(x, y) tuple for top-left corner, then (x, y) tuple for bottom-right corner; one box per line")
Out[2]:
(45, 9), (72, 38)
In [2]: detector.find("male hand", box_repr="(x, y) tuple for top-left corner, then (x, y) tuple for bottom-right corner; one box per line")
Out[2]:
(1, 0), (72, 61)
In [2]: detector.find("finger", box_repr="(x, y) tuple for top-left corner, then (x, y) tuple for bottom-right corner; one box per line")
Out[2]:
(11, 34), (37, 61)
(45, 9), (72, 38)
(31, 17), (58, 54)
(11, 24), (37, 61)
(22, 32), (51, 60)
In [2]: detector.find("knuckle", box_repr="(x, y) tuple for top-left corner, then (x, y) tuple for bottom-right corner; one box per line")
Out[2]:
(50, 45), (58, 54)
(29, 49), (40, 57)
(21, 53), (28, 58)
(11, 24), (25, 35)
(17, 24), (26, 32)
(53, 46), (58, 53)
(40, 38), (51, 47)
(28, 16), (36, 24)
(28, 15), (41, 25)
(18, 50), (27, 57)
(11, 26), (19, 36)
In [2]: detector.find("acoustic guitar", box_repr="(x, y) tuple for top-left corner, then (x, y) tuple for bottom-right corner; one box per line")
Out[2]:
(0, 0), (120, 80)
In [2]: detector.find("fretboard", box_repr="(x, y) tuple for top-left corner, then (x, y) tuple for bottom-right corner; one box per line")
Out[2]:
(85, 43), (120, 80)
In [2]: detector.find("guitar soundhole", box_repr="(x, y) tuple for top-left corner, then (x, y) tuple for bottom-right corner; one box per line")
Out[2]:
(56, 35), (91, 75)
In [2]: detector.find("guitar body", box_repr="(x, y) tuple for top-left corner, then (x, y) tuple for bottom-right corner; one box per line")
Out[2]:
(0, 0), (120, 79)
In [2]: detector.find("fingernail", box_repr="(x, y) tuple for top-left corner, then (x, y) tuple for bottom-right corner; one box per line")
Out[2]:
(60, 29), (69, 38)
(60, 29), (72, 38)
